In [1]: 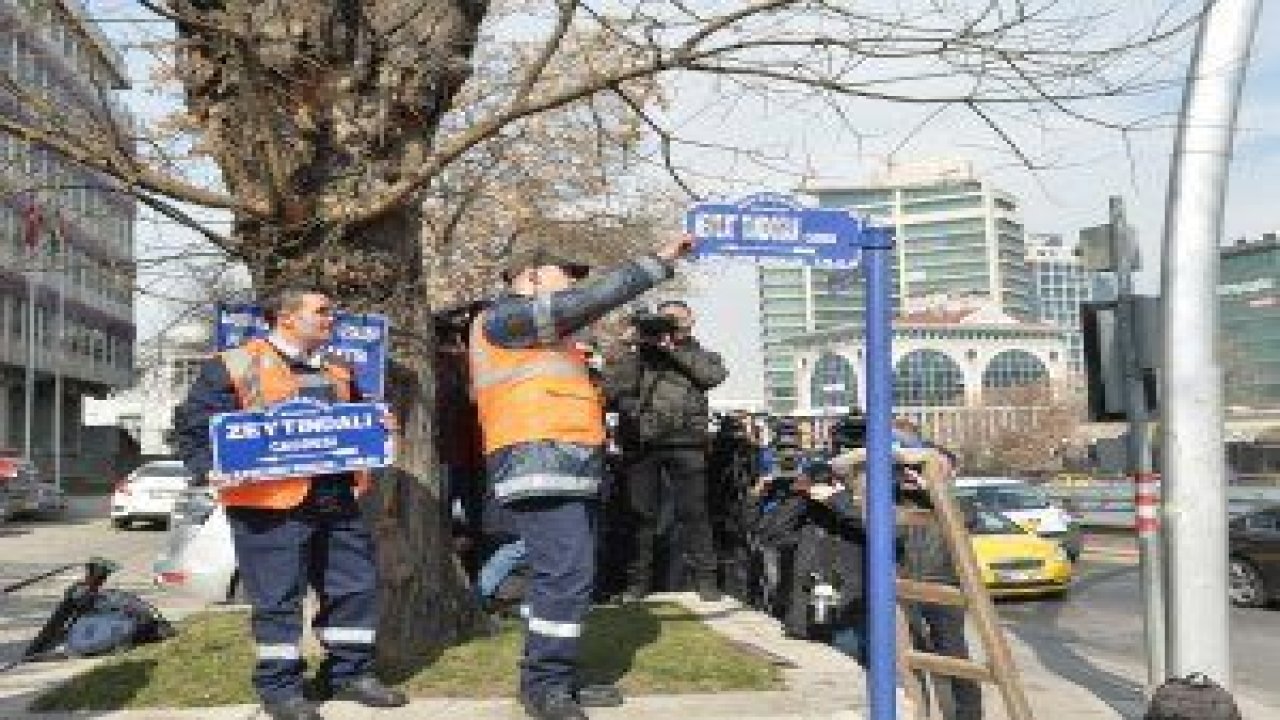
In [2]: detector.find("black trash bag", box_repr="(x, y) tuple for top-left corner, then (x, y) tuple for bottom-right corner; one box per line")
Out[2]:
(64, 589), (176, 657)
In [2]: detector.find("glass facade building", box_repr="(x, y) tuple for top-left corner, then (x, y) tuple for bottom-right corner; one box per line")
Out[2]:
(758, 163), (1033, 412)
(1219, 235), (1280, 409)
(1025, 233), (1113, 373)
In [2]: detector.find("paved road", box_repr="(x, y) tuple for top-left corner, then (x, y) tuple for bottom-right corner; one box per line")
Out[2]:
(997, 547), (1280, 711)
(0, 517), (203, 667)
(4, 520), (1278, 716)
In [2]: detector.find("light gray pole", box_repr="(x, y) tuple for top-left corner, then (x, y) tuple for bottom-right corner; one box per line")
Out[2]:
(1109, 196), (1165, 688)
(23, 229), (37, 462)
(53, 205), (65, 494)
(1160, 0), (1261, 687)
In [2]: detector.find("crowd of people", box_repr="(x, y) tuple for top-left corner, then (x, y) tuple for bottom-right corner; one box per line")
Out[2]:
(175, 235), (981, 720)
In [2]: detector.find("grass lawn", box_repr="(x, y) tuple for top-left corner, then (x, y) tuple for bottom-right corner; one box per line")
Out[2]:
(33, 602), (783, 711)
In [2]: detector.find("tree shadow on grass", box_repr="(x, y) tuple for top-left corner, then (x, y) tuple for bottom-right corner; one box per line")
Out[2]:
(26, 658), (159, 713)
(578, 603), (663, 686)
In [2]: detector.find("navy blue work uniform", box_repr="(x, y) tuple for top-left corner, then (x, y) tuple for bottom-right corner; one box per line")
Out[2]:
(472, 254), (673, 705)
(175, 338), (379, 704)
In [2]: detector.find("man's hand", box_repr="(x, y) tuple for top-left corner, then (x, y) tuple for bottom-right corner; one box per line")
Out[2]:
(806, 484), (840, 503)
(750, 476), (772, 497)
(655, 233), (694, 262)
(381, 411), (401, 434)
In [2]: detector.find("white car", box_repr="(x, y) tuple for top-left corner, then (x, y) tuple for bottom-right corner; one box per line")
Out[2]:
(954, 476), (1083, 562)
(111, 460), (196, 529)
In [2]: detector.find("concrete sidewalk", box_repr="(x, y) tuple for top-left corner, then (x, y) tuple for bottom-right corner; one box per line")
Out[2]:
(2, 591), (1276, 720)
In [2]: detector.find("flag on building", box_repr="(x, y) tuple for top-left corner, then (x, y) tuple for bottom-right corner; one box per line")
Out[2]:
(22, 198), (42, 255)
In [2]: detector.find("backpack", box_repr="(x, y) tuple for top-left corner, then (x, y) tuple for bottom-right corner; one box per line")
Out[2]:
(1144, 673), (1241, 720)
(64, 589), (176, 657)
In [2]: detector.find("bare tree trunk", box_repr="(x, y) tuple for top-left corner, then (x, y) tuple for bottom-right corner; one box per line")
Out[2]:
(176, 0), (489, 666)
(243, 206), (477, 671)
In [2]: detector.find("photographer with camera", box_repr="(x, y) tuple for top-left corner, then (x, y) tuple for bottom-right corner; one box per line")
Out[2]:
(604, 300), (728, 602)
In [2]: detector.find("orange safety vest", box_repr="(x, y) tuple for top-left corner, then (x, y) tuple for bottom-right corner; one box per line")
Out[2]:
(216, 337), (371, 509)
(469, 312), (605, 454)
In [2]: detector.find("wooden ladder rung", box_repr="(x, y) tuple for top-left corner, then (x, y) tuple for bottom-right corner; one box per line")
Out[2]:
(896, 579), (968, 607)
(904, 651), (994, 683)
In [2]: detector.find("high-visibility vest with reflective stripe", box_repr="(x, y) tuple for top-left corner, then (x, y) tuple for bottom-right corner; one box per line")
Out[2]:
(469, 313), (605, 454)
(216, 337), (372, 509)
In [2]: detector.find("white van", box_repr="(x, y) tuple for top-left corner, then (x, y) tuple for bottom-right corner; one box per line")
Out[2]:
(954, 476), (1082, 561)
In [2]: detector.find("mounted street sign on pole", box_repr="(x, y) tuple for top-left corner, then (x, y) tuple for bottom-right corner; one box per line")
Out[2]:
(687, 194), (898, 720)
(686, 192), (865, 267)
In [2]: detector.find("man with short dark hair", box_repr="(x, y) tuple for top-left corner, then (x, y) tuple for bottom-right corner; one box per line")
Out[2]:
(175, 289), (406, 720)
(471, 235), (691, 720)
(604, 298), (728, 601)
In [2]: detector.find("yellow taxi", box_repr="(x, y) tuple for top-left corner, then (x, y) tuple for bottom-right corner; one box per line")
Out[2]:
(966, 507), (1074, 597)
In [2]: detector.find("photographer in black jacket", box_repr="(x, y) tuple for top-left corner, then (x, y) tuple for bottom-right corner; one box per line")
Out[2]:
(604, 300), (728, 601)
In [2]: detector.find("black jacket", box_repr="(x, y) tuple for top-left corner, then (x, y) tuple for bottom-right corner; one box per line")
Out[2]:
(603, 336), (728, 448)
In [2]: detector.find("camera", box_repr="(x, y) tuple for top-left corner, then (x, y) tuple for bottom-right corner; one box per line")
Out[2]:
(629, 310), (678, 340)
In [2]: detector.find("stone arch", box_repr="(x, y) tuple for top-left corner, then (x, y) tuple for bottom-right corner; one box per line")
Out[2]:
(894, 349), (966, 408)
(982, 349), (1049, 389)
(810, 352), (858, 411)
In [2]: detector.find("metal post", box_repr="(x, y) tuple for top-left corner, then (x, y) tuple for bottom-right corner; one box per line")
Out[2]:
(864, 228), (896, 720)
(1109, 196), (1165, 687)
(53, 208), (65, 494)
(23, 250), (37, 461)
(1160, 0), (1261, 687)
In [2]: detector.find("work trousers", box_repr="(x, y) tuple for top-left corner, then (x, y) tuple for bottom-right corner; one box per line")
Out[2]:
(912, 603), (983, 720)
(509, 497), (597, 699)
(227, 502), (378, 703)
(622, 446), (717, 589)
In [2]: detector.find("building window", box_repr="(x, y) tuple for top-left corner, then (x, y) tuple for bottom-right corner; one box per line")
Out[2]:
(894, 349), (966, 407)
(810, 352), (858, 411)
(982, 350), (1048, 389)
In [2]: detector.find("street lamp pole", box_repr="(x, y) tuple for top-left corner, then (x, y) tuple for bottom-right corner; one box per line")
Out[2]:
(1160, 0), (1261, 687)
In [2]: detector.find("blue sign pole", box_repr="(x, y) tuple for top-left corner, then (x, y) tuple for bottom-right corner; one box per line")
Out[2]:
(686, 194), (896, 718)
(863, 228), (896, 720)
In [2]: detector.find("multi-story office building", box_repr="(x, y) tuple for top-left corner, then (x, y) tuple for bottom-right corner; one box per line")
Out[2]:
(759, 159), (1034, 412)
(1219, 234), (1280, 409)
(1025, 233), (1114, 373)
(0, 0), (135, 476)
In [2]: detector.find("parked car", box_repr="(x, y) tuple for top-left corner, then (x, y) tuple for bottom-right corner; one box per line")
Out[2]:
(0, 454), (63, 519)
(1229, 505), (1280, 608)
(111, 460), (196, 529)
(966, 505), (1074, 598)
(954, 476), (1082, 562)
(153, 485), (240, 603)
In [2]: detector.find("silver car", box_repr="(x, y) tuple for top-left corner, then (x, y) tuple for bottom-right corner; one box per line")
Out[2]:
(0, 455), (62, 520)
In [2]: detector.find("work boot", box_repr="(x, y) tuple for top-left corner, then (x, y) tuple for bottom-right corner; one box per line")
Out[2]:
(329, 676), (409, 708)
(262, 697), (322, 720)
(521, 687), (588, 720)
(575, 683), (624, 707)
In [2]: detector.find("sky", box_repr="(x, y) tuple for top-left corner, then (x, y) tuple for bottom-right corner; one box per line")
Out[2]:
(81, 1), (1279, 342)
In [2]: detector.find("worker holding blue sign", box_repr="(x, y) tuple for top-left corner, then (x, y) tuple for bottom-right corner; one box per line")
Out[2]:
(175, 288), (406, 720)
(471, 234), (692, 720)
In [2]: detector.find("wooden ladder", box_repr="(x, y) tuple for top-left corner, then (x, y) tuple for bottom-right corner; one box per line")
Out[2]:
(836, 448), (1034, 720)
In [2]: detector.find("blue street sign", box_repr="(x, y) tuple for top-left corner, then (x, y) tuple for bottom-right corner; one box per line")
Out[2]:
(328, 314), (389, 401)
(215, 304), (268, 350)
(687, 191), (898, 720)
(685, 192), (867, 267)
(214, 304), (389, 401)
(210, 398), (392, 482)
